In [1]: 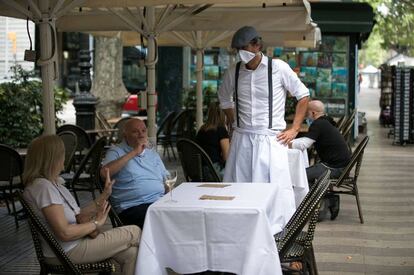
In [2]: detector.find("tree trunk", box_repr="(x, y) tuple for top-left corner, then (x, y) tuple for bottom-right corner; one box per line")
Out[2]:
(91, 35), (128, 119)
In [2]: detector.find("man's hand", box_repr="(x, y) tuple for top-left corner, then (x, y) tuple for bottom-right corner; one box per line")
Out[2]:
(277, 128), (299, 145)
(132, 138), (147, 156)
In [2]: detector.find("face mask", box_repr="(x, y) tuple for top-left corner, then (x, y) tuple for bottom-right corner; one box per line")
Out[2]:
(238, 50), (256, 64)
(306, 118), (314, 126)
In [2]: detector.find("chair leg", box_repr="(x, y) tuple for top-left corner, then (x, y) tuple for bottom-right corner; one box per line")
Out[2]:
(307, 245), (318, 275)
(72, 188), (81, 206)
(354, 184), (364, 224)
(10, 196), (19, 229)
(170, 143), (176, 160)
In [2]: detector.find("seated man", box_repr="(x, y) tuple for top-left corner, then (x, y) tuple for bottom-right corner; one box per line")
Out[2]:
(290, 100), (351, 185)
(101, 118), (168, 229)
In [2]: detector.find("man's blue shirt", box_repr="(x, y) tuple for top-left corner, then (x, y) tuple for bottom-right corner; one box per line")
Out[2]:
(102, 141), (168, 213)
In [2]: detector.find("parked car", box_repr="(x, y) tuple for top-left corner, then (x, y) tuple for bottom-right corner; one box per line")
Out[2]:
(121, 91), (157, 117)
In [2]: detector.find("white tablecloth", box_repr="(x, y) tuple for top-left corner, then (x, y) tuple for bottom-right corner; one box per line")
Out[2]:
(287, 149), (309, 207)
(135, 183), (284, 275)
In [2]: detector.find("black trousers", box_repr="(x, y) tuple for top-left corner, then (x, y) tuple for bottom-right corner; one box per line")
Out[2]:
(118, 203), (152, 229)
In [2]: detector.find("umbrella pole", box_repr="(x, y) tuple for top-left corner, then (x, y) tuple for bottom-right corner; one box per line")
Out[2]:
(146, 7), (157, 143)
(39, 1), (56, 135)
(196, 48), (203, 130)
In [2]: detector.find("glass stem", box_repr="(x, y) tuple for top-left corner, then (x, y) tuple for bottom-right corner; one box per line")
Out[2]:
(170, 187), (173, 201)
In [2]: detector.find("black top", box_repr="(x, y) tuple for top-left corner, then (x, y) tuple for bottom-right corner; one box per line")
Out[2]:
(303, 116), (351, 168)
(196, 126), (229, 164)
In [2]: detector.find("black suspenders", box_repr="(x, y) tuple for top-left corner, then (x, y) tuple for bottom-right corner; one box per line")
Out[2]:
(234, 57), (273, 128)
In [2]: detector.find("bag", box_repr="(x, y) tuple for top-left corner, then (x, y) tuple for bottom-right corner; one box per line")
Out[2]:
(76, 213), (99, 239)
(318, 193), (340, 221)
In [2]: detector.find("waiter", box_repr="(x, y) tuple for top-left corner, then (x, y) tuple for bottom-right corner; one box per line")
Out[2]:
(218, 26), (309, 218)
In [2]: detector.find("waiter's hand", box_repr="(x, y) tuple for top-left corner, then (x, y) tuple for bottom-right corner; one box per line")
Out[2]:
(277, 128), (299, 145)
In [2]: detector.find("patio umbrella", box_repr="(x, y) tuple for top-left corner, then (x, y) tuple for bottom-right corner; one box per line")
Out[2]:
(0, 0), (319, 140)
(57, 0), (319, 136)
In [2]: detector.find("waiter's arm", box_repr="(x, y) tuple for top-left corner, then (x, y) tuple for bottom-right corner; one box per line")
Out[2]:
(278, 96), (309, 144)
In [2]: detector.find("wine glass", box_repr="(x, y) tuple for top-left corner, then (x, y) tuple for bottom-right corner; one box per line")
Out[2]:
(164, 170), (178, 203)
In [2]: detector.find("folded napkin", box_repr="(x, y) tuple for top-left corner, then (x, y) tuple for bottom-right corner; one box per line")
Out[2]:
(199, 195), (235, 201)
(197, 183), (231, 188)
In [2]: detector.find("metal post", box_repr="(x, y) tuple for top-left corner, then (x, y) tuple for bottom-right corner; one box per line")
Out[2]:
(73, 50), (97, 130)
(196, 47), (203, 129)
(146, 7), (157, 144)
(39, 0), (56, 134)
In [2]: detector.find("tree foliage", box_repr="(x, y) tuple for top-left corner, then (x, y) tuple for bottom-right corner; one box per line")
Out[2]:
(0, 65), (69, 147)
(360, 0), (414, 56)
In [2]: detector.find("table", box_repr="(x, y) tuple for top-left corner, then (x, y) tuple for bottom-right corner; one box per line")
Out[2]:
(135, 182), (285, 275)
(287, 149), (309, 207)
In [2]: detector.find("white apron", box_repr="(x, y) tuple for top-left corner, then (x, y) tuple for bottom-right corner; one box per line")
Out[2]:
(223, 127), (296, 228)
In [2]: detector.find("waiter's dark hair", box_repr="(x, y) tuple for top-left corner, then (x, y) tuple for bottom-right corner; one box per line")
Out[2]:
(250, 37), (263, 50)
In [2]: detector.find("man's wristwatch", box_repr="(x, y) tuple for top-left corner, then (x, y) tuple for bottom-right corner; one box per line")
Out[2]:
(92, 220), (99, 229)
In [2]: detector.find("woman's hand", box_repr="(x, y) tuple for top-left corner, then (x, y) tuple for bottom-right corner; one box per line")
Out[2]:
(95, 200), (111, 229)
(103, 168), (115, 197)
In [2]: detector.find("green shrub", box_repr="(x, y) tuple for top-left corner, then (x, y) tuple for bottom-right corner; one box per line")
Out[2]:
(0, 65), (69, 148)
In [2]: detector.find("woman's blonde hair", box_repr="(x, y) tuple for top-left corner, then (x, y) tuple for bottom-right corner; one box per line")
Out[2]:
(201, 102), (226, 131)
(23, 135), (65, 186)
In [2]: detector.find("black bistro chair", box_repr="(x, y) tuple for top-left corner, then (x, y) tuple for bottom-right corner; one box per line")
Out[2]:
(177, 138), (221, 182)
(329, 136), (369, 223)
(0, 144), (24, 228)
(57, 124), (92, 168)
(157, 111), (177, 161)
(64, 137), (108, 205)
(276, 170), (331, 275)
(57, 131), (78, 174)
(17, 191), (115, 275)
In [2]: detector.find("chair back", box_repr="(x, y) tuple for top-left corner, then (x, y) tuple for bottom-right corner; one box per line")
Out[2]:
(335, 115), (346, 129)
(96, 111), (112, 130)
(341, 118), (355, 141)
(156, 111), (176, 139)
(71, 137), (108, 204)
(17, 190), (82, 274)
(172, 110), (196, 140)
(333, 136), (369, 188)
(57, 124), (92, 155)
(277, 170), (331, 258)
(339, 109), (356, 134)
(177, 138), (221, 182)
(0, 144), (23, 182)
(57, 131), (78, 173)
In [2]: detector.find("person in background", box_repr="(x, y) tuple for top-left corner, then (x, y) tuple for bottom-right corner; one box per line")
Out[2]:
(101, 118), (169, 229)
(23, 135), (140, 275)
(290, 100), (351, 184)
(196, 102), (230, 178)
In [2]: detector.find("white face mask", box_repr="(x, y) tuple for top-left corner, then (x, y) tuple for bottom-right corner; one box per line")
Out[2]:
(238, 50), (256, 64)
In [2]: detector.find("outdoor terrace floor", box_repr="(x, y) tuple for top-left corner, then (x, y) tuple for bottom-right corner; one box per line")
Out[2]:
(1, 87), (413, 274)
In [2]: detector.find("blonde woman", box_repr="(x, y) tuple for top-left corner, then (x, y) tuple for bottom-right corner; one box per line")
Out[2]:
(196, 102), (230, 178)
(23, 135), (140, 275)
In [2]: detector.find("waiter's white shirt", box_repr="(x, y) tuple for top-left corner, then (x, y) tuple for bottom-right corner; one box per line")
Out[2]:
(218, 55), (309, 130)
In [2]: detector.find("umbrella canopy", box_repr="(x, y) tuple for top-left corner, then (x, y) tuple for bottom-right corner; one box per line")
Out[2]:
(0, 0), (319, 138)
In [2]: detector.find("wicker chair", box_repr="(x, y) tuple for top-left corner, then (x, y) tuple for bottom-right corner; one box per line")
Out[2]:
(177, 138), (221, 182)
(276, 170), (331, 275)
(329, 136), (369, 223)
(338, 109), (356, 135)
(57, 131), (78, 174)
(0, 144), (24, 228)
(57, 124), (92, 168)
(157, 111), (177, 161)
(65, 137), (108, 205)
(17, 191), (115, 275)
